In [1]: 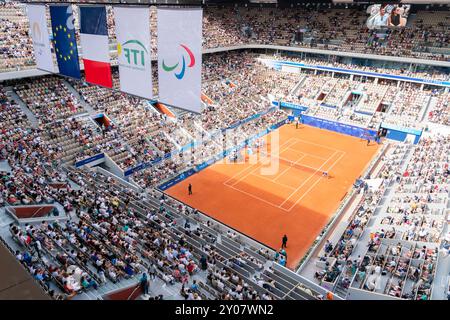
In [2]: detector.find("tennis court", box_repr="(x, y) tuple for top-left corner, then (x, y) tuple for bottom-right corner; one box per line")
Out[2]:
(166, 123), (380, 269)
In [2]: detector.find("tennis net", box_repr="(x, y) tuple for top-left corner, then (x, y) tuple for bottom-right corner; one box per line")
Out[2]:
(258, 152), (329, 176)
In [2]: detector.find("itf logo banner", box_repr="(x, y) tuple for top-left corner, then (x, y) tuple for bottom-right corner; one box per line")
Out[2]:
(157, 8), (202, 113)
(49, 5), (81, 79)
(114, 6), (152, 99)
(26, 4), (54, 73)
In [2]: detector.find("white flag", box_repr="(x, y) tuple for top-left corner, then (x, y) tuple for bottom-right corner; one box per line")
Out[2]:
(114, 6), (152, 99)
(157, 8), (202, 113)
(26, 4), (54, 72)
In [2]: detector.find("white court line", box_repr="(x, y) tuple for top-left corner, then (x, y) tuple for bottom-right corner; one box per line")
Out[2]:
(285, 147), (329, 160)
(284, 151), (346, 212)
(272, 153), (306, 183)
(223, 137), (300, 186)
(278, 150), (338, 207)
(291, 138), (345, 153)
(227, 138), (300, 188)
(222, 135), (350, 212)
(224, 183), (291, 212)
(249, 173), (297, 190)
(223, 151), (346, 213)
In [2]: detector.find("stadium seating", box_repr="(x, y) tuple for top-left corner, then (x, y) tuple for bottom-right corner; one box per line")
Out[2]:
(0, 2), (34, 72)
(0, 2), (449, 301)
(309, 133), (449, 300)
(428, 91), (450, 126)
(0, 2), (449, 73)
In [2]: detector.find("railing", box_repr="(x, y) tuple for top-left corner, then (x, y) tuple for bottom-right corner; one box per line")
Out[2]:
(157, 190), (277, 257)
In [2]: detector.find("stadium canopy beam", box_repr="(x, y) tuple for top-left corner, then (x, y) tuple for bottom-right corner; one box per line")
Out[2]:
(15, 0), (203, 5)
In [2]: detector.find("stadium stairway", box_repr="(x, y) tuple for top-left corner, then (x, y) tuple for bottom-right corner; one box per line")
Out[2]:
(419, 95), (434, 122)
(193, 120), (210, 139)
(0, 206), (15, 229)
(162, 131), (181, 150)
(178, 127), (195, 144)
(170, 106), (191, 118)
(289, 75), (307, 97)
(62, 79), (97, 115)
(5, 86), (38, 128)
(385, 91), (402, 117)
(0, 160), (11, 173)
(432, 227), (450, 300)
(333, 274), (350, 298)
(143, 136), (166, 158)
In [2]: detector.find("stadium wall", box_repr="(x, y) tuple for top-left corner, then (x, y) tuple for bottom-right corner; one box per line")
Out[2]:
(292, 114), (378, 140)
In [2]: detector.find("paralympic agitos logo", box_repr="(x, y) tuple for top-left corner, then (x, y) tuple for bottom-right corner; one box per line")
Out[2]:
(162, 44), (195, 80)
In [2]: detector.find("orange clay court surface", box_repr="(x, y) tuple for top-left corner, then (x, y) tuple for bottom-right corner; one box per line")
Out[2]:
(167, 124), (380, 269)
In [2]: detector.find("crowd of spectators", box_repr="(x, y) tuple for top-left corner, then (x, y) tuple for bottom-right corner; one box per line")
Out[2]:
(428, 90), (450, 126)
(0, 85), (68, 207)
(5, 166), (310, 300)
(257, 54), (448, 129)
(0, 1), (34, 72)
(314, 143), (408, 289)
(0, 2), (448, 73)
(260, 54), (450, 82)
(0, 23), (450, 300)
(0, 9), (449, 299)
(4, 50), (449, 185)
(313, 131), (449, 299)
(131, 110), (287, 189)
(14, 77), (85, 124)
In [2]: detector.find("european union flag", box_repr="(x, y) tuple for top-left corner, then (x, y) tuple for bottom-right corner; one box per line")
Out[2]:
(50, 5), (81, 79)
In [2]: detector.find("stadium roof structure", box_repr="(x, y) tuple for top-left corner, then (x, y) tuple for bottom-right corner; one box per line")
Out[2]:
(17, 0), (204, 4)
(15, 0), (450, 7)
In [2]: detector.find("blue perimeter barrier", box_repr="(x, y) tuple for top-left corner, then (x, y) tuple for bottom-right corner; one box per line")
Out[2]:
(299, 114), (377, 140)
(75, 153), (105, 168)
(278, 101), (309, 112)
(158, 168), (197, 191)
(380, 122), (422, 144)
(158, 119), (288, 191)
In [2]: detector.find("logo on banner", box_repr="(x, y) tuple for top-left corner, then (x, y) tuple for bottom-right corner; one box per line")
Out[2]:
(31, 22), (45, 54)
(117, 39), (148, 69)
(32, 22), (42, 42)
(53, 23), (76, 62)
(162, 44), (195, 80)
(65, 5), (75, 30)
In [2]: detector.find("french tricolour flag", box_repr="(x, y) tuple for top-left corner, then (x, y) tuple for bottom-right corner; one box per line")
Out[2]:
(79, 6), (112, 88)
